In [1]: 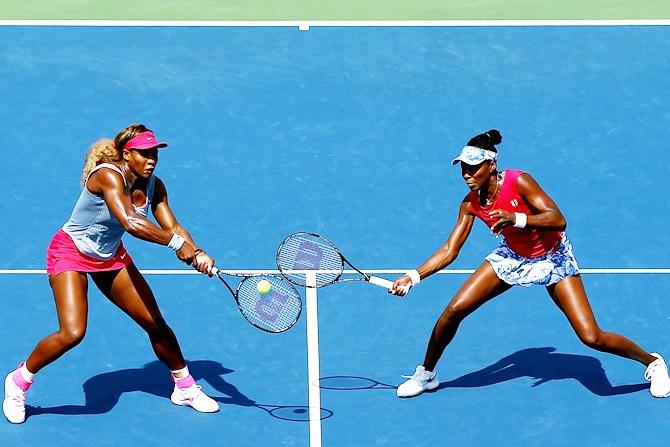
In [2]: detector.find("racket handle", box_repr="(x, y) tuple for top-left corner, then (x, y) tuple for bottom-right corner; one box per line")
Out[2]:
(210, 266), (219, 275)
(368, 276), (394, 290)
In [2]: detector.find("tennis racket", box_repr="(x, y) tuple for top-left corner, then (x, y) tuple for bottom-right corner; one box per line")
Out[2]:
(276, 232), (399, 291)
(210, 267), (302, 333)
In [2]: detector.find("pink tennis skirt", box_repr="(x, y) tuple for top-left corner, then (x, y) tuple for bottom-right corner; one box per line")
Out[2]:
(46, 229), (132, 276)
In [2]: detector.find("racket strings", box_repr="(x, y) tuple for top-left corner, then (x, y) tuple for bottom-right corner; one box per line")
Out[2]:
(236, 276), (301, 333)
(276, 233), (343, 287)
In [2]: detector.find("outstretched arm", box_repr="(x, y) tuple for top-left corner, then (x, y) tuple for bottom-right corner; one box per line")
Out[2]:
(390, 196), (475, 296)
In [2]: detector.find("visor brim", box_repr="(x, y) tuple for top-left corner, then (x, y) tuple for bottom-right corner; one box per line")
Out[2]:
(127, 142), (168, 150)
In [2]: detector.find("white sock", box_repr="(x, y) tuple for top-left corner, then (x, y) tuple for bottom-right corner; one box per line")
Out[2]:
(19, 362), (35, 382)
(171, 366), (190, 379)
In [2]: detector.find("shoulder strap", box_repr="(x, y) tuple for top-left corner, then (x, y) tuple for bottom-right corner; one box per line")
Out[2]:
(87, 163), (126, 187)
(467, 190), (480, 213)
(499, 169), (527, 201)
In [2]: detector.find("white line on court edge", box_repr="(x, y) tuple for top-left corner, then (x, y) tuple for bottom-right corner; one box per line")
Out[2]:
(304, 272), (322, 447)
(2, 269), (670, 275)
(1, 19), (670, 28)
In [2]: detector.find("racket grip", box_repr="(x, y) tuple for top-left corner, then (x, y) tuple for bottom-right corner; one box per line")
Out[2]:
(368, 276), (395, 290)
(210, 266), (219, 275)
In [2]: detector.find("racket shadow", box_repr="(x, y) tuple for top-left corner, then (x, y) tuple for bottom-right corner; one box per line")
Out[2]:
(319, 375), (397, 391)
(438, 347), (649, 397)
(27, 359), (328, 422)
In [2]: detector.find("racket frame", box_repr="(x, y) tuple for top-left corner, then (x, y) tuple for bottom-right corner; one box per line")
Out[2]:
(276, 232), (395, 290)
(211, 267), (302, 333)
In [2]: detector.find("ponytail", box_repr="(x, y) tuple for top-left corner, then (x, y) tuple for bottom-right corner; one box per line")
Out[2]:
(81, 139), (122, 185)
(467, 129), (502, 152)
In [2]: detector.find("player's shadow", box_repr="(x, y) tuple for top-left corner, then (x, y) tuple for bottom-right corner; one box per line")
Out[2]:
(26, 359), (320, 421)
(438, 347), (649, 396)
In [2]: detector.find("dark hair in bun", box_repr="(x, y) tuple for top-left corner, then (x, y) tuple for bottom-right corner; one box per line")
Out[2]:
(467, 129), (502, 152)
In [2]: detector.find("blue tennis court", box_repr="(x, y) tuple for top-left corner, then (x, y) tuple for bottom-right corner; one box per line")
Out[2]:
(1, 24), (669, 446)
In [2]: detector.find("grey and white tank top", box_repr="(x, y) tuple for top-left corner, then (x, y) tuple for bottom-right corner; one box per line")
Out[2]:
(61, 163), (155, 260)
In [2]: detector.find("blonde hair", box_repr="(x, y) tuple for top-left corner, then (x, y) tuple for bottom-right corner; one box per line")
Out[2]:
(80, 123), (152, 185)
(81, 139), (122, 185)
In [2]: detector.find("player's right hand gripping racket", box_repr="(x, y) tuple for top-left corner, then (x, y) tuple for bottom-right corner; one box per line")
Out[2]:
(210, 267), (302, 333)
(276, 232), (397, 291)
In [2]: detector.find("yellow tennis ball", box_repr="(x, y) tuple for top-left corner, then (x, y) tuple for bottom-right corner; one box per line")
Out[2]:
(256, 279), (272, 295)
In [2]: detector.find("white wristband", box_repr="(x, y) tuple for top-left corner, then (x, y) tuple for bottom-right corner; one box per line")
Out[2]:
(167, 234), (185, 251)
(405, 269), (421, 286)
(513, 213), (527, 229)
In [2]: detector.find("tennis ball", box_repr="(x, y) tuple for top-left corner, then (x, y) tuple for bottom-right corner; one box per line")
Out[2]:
(256, 279), (272, 295)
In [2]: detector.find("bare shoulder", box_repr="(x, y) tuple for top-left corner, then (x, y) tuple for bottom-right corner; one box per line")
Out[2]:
(152, 175), (168, 200)
(153, 175), (166, 190)
(516, 172), (543, 192)
(460, 193), (473, 214)
(88, 165), (125, 194)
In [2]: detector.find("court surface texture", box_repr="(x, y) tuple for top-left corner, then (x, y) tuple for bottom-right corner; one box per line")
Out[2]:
(1, 23), (669, 446)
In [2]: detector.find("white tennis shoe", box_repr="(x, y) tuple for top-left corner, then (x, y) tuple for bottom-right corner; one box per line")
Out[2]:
(171, 383), (220, 413)
(396, 365), (439, 398)
(645, 353), (670, 398)
(3, 371), (27, 424)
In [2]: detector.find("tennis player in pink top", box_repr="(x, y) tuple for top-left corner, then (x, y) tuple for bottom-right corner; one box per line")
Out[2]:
(3, 124), (219, 424)
(390, 129), (670, 399)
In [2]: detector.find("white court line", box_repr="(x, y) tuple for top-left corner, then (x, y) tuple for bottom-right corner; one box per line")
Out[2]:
(2, 268), (670, 275)
(304, 272), (322, 447)
(1, 19), (670, 28)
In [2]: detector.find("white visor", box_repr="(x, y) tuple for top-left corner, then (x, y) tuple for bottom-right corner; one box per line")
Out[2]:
(451, 146), (497, 165)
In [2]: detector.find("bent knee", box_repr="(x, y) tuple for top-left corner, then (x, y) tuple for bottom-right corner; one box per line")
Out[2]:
(59, 327), (86, 347)
(577, 328), (605, 349)
(439, 303), (468, 325)
(143, 319), (172, 337)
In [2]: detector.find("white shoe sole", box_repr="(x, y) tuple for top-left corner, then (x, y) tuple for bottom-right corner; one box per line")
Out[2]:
(170, 393), (220, 413)
(396, 377), (440, 398)
(650, 390), (670, 398)
(3, 400), (25, 424)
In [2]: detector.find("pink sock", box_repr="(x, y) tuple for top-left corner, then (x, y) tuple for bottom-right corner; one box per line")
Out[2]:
(12, 362), (33, 392)
(174, 374), (196, 390)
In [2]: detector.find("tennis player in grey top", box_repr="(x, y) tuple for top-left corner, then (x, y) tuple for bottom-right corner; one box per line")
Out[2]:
(3, 124), (219, 424)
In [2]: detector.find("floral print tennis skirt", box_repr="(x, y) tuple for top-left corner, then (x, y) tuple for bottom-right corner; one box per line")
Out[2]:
(485, 233), (579, 287)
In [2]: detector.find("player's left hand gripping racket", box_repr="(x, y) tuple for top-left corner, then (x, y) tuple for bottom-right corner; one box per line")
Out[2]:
(276, 232), (399, 291)
(210, 267), (302, 333)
